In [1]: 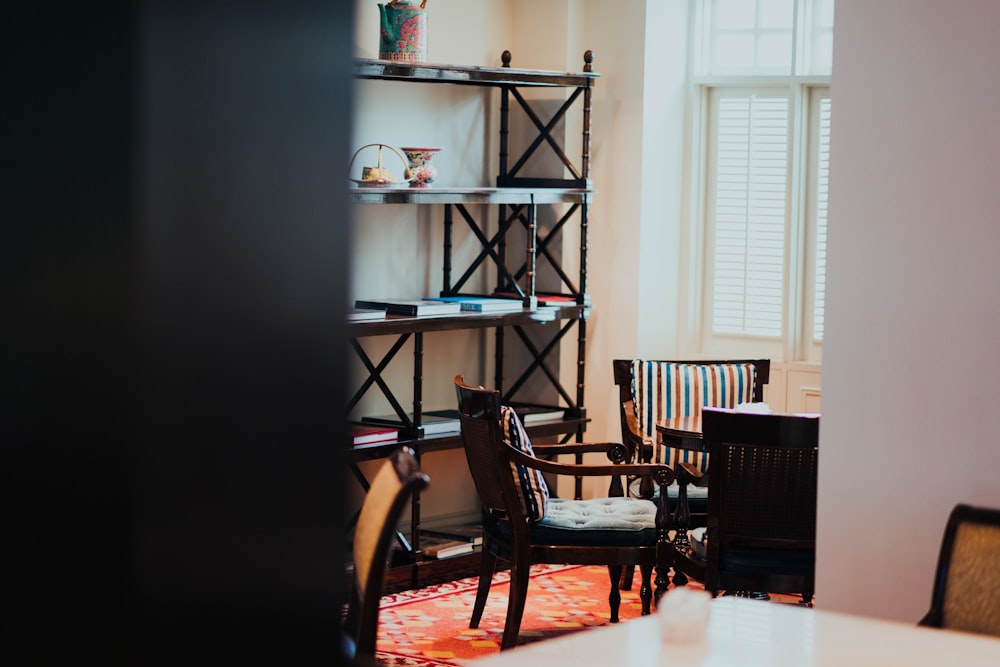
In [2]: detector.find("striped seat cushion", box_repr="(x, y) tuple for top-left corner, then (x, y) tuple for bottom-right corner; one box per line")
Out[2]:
(630, 361), (756, 473)
(500, 405), (549, 522)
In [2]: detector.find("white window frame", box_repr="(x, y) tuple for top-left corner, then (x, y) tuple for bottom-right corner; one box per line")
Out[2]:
(685, 0), (831, 364)
(799, 87), (830, 361)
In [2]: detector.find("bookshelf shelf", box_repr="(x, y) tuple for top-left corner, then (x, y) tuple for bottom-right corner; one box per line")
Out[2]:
(348, 305), (587, 337)
(345, 416), (591, 463)
(353, 57), (598, 88)
(350, 186), (593, 206)
(348, 50), (597, 590)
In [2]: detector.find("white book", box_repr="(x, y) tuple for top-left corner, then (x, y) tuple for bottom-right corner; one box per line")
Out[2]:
(420, 536), (475, 559)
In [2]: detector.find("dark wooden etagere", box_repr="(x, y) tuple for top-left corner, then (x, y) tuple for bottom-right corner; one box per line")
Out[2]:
(346, 51), (598, 589)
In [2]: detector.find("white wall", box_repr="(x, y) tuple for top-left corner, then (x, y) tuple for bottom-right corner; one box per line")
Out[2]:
(818, 0), (1000, 621)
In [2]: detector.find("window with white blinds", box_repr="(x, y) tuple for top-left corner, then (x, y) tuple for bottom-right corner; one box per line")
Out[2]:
(709, 91), (790, 338)
(690, 0), (832, 363)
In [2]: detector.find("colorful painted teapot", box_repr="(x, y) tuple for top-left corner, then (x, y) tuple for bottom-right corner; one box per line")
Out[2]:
(379, 0), (427, 63)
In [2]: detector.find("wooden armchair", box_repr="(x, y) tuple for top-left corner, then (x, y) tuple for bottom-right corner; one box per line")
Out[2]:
(919, 503), (1000, 636)
(612, 358), (770, 525)
(454, 375), (674, 650)
(342, 447), (430, 664)
(673, 408), (818, 602)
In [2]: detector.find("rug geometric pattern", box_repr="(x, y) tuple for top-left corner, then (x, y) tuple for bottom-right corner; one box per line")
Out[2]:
(374, 564), (792, 666)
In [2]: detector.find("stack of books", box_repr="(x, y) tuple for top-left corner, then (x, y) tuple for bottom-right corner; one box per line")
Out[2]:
(419, 524), (483, 559)
(423, 296), (524, 313)
(360, 409), (461, 435)
(491, 291), (578, 307)
(354, 298), (461, 317)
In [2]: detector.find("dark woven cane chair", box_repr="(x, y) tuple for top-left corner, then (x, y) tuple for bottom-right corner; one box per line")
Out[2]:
(342, 447), (429, 664)
(673, 407), (818, 602)
(454, 375), (674, 650)
(919, 503), (1000, 637)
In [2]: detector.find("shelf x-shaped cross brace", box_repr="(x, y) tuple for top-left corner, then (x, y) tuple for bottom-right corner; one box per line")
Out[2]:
(502, 318), (578, 410)
(506, 87), (585, 181)
(348, 333), (412, 420)
(504, 203), (582, 295)
(446, 202), (535, 298)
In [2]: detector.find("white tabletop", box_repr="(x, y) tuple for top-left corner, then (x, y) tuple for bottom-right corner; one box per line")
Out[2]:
(468, 597), (1000, 666)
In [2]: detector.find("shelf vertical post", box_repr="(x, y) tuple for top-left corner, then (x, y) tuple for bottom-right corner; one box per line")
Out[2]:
(524, 197), (538, 310)
(576, 50), (596, 500)
(443, 203), (453, 293)
(582, 50), (594, 184)
(411, 446), (423, 589)
(412, 332), (425, 589)
(499, 50), (511, 183)
(494, 326), (504, 394)
(497, 205), (507, 292)
(412, 331), (424, 436)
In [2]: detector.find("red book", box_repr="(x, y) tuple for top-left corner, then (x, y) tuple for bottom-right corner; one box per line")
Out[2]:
(348, 423), (399, 445)
(491, 291), (577, 306)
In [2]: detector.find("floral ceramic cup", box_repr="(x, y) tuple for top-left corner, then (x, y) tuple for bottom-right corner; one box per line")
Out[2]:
(400, 147), (441, 187)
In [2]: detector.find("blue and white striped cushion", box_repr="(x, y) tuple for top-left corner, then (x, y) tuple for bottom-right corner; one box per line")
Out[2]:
(630, 361), (756, 473)
(500, 406), (549, 522)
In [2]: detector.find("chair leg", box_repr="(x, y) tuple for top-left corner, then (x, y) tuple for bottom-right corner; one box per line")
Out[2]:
(620, 564), (635, 590)
(638, 563), (654, 615)
(501, 561), (530, 650)
(470, 548), (498, 629)
(608, 565), (623, 623)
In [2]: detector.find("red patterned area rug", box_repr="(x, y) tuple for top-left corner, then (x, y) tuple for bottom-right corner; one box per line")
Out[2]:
(375, 564), (808, 666)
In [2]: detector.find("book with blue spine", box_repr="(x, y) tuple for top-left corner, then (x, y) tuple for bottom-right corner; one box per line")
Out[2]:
(423, 296), (524, 313)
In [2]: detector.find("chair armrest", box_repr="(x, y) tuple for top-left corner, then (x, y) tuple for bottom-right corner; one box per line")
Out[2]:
(504, 442), (674, 487)
(675, 461), (709, 488)
(532, 441), (629, 463)
(623, 410), (654, 463)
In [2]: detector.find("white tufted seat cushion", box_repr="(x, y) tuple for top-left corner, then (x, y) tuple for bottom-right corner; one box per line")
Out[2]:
(519, 497), (659, 547)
